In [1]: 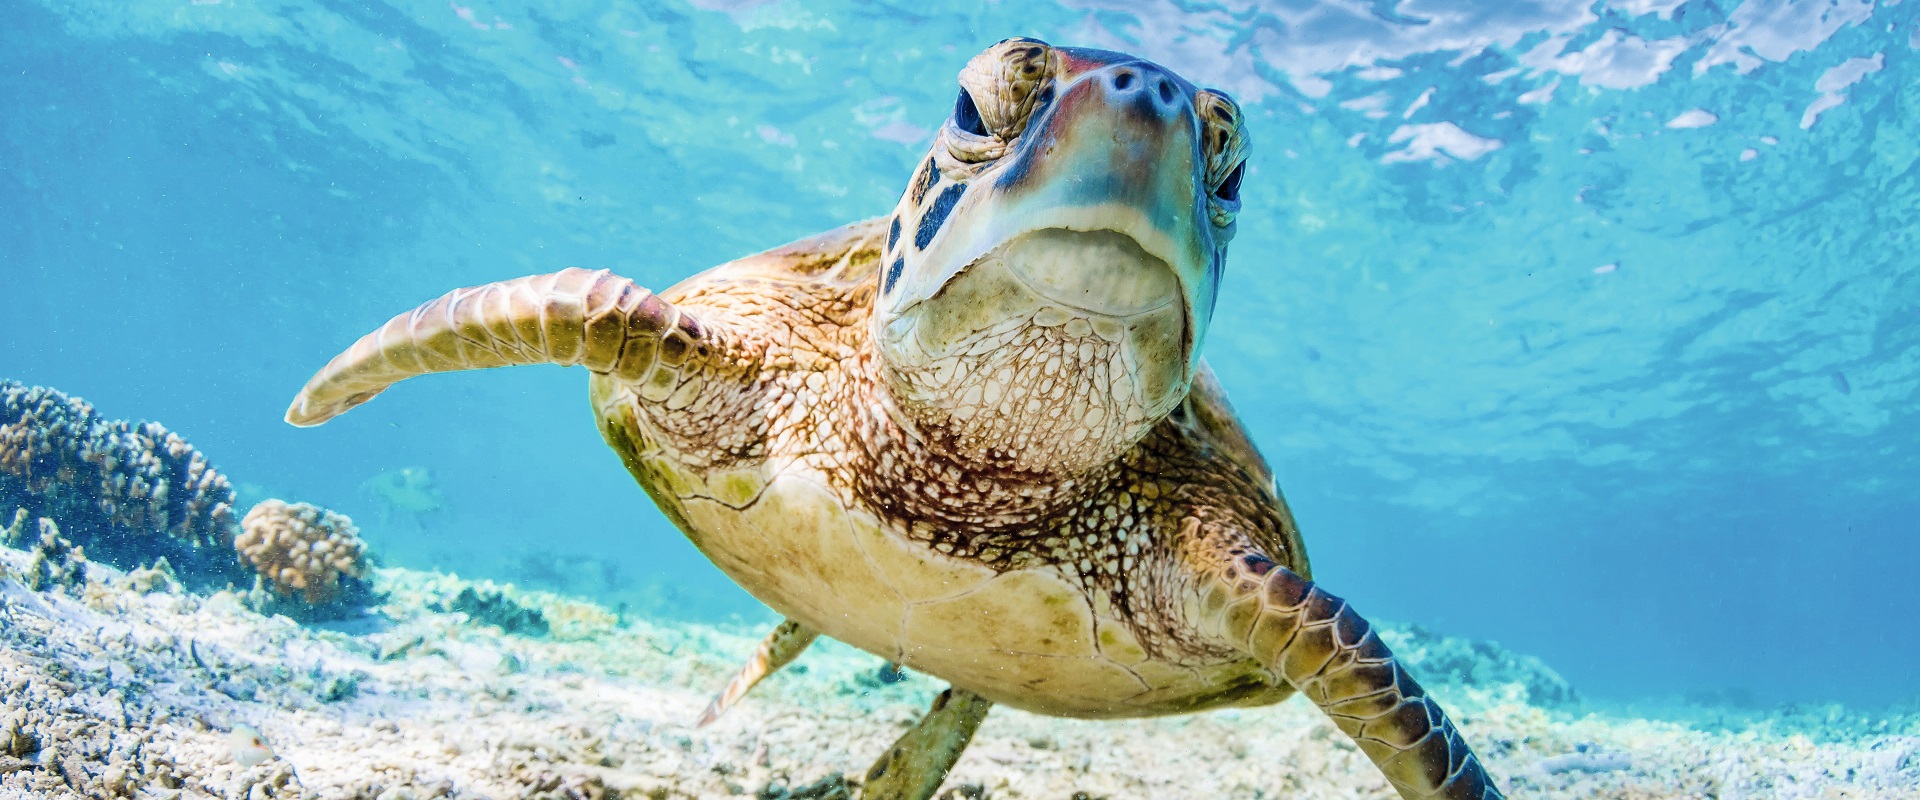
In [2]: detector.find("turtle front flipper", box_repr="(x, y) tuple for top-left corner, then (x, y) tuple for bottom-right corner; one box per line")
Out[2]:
(1205, 551), (1506, 800)
(696, 618), (819, 727)
(285, 268), (720, 426)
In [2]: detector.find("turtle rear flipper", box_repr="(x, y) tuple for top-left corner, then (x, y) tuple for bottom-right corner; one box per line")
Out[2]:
(1207, 551), (1505, 800)
(861, 686), (992, 800)
(697, 618), (819, 727)
(286, 268), (718, 426)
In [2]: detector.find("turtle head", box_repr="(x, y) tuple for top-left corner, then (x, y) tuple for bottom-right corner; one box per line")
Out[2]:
(871, 39), (1248, 475)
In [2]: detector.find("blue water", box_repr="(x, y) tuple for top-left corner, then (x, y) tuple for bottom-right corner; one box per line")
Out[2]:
(3, 0), (1915, 711)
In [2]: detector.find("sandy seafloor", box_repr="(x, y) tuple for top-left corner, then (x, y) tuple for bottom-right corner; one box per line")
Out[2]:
(3, 542), (1917, 800)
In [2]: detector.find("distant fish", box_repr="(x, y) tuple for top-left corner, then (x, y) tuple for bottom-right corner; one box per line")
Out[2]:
(1593, 263), (1619, 275)
(1832, 371), (1852, 395)
(228, 724), (275, 768)
(360, 466), (447, 527)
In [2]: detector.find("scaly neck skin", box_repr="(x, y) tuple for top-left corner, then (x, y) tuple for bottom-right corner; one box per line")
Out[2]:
(869, 224), (1194, 488)
(846, 327), (1139, 541)
(879, 320), (1155, 471)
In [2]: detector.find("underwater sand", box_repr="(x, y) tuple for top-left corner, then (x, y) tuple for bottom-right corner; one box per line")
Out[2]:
(2, 542), (1916, 800)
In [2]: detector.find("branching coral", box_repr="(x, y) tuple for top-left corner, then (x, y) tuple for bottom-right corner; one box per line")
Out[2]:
(2, 381), (376, 614)
(1, 508), (28, 548)
(23, 518), (87, 594)
(0, 381), (238, 578)
(236, 500), (371, 606)
(100, 421), (236, 550)
(0, 384), (95, 494)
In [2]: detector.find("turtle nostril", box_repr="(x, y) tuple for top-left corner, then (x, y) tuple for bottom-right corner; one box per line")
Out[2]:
(1156, 79), (1175, 105)
(1112, 71), (1135, 91)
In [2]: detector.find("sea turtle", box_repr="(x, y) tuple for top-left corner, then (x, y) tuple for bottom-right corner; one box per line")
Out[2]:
(286, 40), (1505, 800)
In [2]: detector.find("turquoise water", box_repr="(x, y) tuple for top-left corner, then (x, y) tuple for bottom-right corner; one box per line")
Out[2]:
(2, 0), (1914, 713)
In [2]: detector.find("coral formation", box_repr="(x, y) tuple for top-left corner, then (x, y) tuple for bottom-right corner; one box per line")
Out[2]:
(1, 507), (27, 548)
(1380, 623), (1581, 708)
(440, 584), (551, 637)
(0, 381), (239, 580)
(22, 517), (87, 593)
(121, 556), (182, 595)
(236, 499), (371, 607)
(1, 381), (376, 615)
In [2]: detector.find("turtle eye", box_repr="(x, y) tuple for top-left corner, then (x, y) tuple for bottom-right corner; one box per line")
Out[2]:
(953, 90), (989, 138)
(1214, 161), (1245, 203)
(945, 87), (1003, 163)
(1195, 89), (1248, 217)
(945, 39), (1055, 164)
